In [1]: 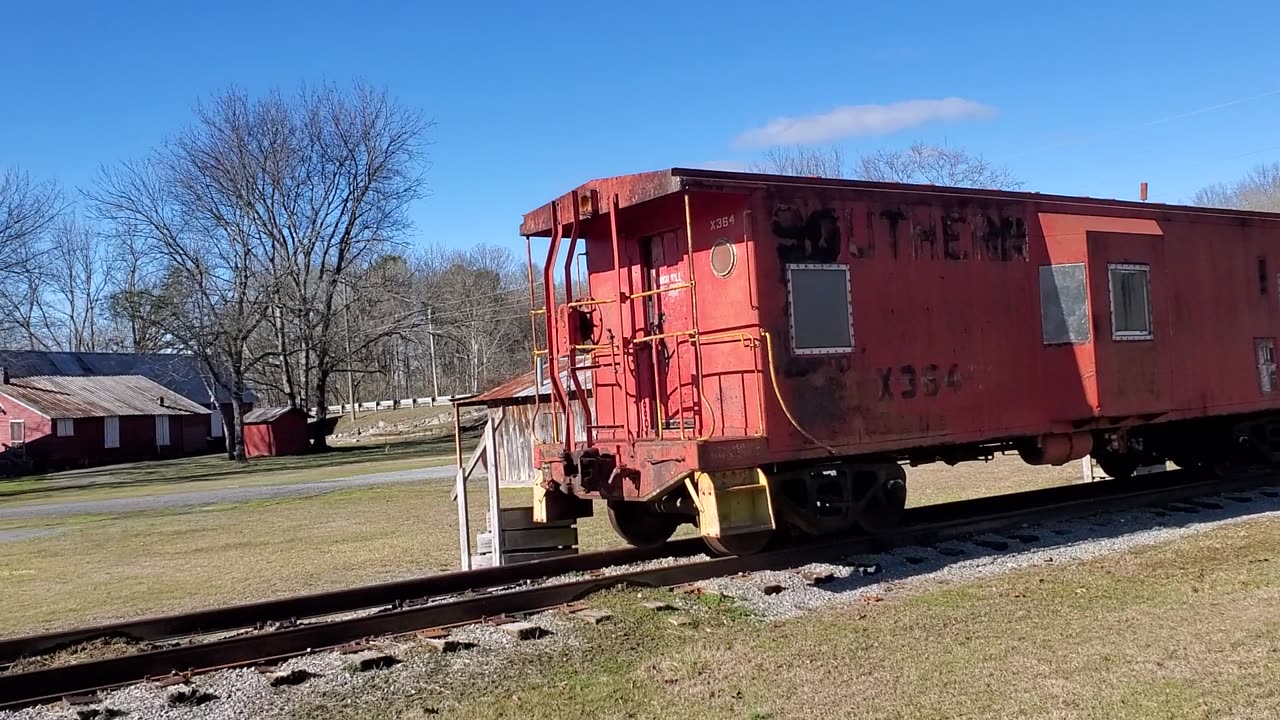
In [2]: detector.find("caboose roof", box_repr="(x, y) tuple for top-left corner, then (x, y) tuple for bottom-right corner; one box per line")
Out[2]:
(519, 167), (1280, 237)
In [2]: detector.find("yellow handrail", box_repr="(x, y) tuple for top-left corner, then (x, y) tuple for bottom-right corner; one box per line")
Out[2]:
(761, 330), (836, 455)
(628, 282), (692, 300)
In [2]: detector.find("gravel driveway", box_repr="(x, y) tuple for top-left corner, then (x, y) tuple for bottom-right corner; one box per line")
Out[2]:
(0, 465), (460, 522)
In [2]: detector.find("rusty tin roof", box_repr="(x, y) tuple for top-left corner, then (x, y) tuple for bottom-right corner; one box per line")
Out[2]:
(243, 406), (307, 423)
(458, 366), (594, 408)
(0, 375), (212, 419)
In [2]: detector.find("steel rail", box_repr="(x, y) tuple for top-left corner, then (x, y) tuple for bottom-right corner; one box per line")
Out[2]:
(0, 538), (708, 665)
(1, 468), (1273, 709)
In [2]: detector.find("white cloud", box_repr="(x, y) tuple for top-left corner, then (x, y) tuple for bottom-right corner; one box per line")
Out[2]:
(733, 98), (997, 148)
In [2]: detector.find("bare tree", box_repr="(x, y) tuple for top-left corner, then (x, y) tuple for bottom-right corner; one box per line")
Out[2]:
(858, 142), (1022, 189)
(751, 146), (846, 178)
(750, 142), (1021, 190)
(0, 168), (62, 343)
(91, 149), (271, 463)
(32, 218), (121, 351)
(93, 81), (430, 454)
(1192, 162), (1280, 212)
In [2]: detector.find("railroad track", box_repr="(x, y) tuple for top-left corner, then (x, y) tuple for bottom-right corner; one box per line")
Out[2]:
(1, 468), (1274, 710)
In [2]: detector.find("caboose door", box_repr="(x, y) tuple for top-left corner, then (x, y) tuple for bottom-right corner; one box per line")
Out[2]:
(639, 230), (697, 434)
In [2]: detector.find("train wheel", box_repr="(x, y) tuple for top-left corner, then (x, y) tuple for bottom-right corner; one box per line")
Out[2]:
(704, 530), (773, 556)
(1097, 455), (1138, 479)
(607, 501), (680, 548)
(853, 466), (907, 534)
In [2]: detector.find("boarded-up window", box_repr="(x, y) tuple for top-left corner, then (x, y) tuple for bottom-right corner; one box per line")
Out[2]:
(1108, 263), (1152, 340)
(786, 263), (853, 355)
(55, 418), (74, 437)
(1039, 263), (1090, 345)
(104, 416), (120, 449)
(1258, 338), (1278, 393)
(155, 416), (170, 446)
(211, 411), (223, 438)
(8, 420), (24, 443)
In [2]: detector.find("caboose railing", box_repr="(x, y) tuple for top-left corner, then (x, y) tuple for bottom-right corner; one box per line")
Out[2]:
(530, 190), (782, 451)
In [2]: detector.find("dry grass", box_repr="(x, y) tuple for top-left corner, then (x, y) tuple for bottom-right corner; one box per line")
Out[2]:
(0, 454), (1072, 638)
(295, 515), (1280, 720)
(906, 452), (1080, 506)
(0, 479), (644, 638)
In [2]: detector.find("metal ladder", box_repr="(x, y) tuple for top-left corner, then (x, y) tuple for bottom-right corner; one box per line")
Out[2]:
(528, 190), (717, 451)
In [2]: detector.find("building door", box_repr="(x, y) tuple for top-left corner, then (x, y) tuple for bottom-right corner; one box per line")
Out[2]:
(639, 230), (696, 434)
(155, 416), (171, 447)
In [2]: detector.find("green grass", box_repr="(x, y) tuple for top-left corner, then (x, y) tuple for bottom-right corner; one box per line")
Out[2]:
(290, 516), (1280, 720)
(0, 433), (472, 506)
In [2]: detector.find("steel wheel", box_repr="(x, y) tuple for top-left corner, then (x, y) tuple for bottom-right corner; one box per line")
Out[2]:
(703, 530), (774, 557)
(853, 471), (907, 534)
(1097, 454), (1139, 479)
(607, 501), (680, 548)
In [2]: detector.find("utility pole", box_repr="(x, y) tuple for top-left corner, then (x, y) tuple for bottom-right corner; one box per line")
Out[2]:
(344, 302), (356, 421)
(428, 306), (440, 399)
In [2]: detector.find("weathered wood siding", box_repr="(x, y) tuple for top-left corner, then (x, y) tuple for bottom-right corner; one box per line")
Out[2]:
(492, 401), (592, 488)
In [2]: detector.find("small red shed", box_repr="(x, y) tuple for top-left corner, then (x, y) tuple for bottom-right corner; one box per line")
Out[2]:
(242, 407), (309, 457)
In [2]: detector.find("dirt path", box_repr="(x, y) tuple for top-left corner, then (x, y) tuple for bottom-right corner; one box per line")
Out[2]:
(0, 465), (460, 522)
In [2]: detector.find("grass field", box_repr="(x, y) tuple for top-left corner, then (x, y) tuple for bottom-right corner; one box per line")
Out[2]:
(0, 434), (466, 506)
(0, 454), (1074, 638)
(294, 515), (1280, 720)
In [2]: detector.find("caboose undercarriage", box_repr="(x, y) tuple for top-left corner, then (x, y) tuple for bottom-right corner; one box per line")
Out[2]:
(536, 409), (1280, 556)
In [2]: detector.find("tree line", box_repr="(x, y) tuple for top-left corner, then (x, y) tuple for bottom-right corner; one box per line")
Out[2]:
(0, 81), (536, 461)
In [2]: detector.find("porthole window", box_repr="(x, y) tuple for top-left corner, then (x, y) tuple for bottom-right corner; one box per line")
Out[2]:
(710, 238), (737, 278)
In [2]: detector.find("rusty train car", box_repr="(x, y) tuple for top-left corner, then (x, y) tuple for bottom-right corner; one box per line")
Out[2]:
(521, 168), (1280, 554)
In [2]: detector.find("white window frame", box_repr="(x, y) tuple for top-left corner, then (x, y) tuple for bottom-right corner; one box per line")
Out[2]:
(104, 416), (120, 449)
(8, 420), (25, 444)
(786, 263), (855, 355)
(1108, 263), (1153, 341)
(155, 415), (171, 447)
(55, 418), (74, 437)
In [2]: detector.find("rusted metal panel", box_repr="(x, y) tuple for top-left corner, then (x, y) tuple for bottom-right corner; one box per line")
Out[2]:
(0, 375), (212, 419)
(0, 350), (255, 405)
(458, 366), (593, 408)
(243, 406), (305, 424)
(520, 170), (684, 237)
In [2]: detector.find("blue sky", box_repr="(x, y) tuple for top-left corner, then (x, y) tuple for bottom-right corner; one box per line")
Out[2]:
(3, 0), (1279, 256)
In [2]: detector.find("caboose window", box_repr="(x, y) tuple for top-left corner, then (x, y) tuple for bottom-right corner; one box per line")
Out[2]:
(786, 263), (853, 354)
(1108, 263), (1152, 340)
(1039, 263), (1090, 345)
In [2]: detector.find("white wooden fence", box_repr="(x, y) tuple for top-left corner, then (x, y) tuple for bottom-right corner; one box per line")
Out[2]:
(326, 394), (474, 415)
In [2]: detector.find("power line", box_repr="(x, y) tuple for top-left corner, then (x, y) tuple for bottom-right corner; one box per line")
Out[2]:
(1002, 87), (1280, 161)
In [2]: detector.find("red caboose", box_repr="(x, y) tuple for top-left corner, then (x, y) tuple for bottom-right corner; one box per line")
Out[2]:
(522, 168), (1280, 554)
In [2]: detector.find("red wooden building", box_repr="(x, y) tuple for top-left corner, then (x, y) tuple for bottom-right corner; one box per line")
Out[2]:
(242, 407), (309, 458)
(0, 373), (212, 473)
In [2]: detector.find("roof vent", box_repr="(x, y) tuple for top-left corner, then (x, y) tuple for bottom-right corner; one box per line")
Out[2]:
(158, 396), (166, 407)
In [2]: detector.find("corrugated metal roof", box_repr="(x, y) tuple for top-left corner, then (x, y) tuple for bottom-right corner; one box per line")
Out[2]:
(459, 365), (594, 407)
(244, 406), (306, 423)
(0, 375), (212, 419)
(0, 351), (256, 405)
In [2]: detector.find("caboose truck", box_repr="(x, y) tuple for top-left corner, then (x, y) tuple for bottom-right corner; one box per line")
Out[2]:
(522, 168), (1280, 555)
